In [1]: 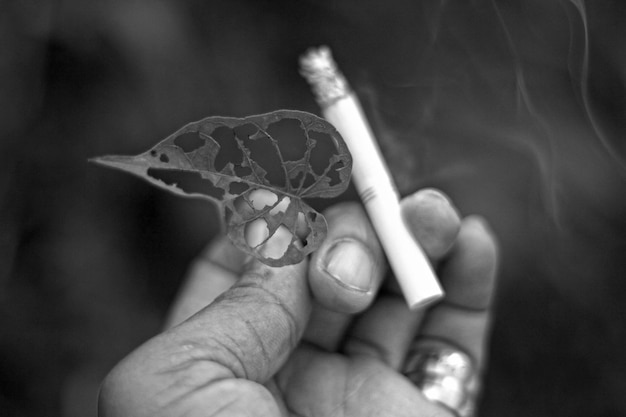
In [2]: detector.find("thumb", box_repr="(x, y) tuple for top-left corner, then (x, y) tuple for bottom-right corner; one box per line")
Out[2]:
(167, 225), (311, 383)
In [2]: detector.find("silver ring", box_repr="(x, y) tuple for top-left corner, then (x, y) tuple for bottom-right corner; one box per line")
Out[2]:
(403, 341), (479, 417)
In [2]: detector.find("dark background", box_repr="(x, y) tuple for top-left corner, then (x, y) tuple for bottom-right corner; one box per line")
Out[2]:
(1, 0), (625, 416)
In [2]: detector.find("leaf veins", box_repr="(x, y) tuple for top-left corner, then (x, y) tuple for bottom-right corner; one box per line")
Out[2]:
(91, 110), (352, 266)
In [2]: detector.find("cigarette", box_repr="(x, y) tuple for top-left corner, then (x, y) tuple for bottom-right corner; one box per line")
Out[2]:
(299, 46), (443, 309)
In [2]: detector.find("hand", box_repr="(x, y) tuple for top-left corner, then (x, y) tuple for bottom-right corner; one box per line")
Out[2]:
(98, 188), (499, 417)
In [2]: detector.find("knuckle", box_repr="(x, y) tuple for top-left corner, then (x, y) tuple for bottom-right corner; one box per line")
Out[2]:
(460, 216), (499, 268)
(208, 278), (302, 379)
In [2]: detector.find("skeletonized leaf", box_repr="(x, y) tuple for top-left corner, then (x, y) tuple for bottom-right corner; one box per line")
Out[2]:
(92, 110), (352, 266)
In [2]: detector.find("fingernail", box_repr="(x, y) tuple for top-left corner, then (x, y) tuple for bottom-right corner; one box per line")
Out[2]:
(323, 238), (374, 293)
(466, 215), (490, 231)
(414, 188), (452, 207)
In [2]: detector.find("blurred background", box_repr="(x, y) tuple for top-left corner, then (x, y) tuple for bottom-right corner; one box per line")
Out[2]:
(1, 0), (625, 415)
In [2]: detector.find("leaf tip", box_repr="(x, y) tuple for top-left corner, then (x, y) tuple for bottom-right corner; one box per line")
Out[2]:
(89, 154), (150, 177)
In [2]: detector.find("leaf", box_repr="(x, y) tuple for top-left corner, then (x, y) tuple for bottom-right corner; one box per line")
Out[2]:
(91, 110), (352, 267)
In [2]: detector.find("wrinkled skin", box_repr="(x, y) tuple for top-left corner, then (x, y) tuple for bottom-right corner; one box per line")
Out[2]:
(99, 189), (499, 417)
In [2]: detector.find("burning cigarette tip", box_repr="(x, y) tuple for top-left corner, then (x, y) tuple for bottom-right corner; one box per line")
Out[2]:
(299, 46), (351, 107)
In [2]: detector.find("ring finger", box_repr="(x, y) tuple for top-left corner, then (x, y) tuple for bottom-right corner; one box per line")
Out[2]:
(343, 214), (498, 371)
(413, 215), (499, 370)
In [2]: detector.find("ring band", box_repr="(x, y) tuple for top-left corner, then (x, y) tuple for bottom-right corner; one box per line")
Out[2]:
(403, 341), (478, 417)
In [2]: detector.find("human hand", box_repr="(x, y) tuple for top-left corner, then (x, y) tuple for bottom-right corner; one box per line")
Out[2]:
(98, 188), (499, 417)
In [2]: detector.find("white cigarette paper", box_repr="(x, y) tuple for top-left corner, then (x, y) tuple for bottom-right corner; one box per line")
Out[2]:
(300, 46), (443, 309)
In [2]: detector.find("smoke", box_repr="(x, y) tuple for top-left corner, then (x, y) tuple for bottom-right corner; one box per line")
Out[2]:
(1, 0), (625, 416)
(350, 0), (625, 238)
(567, 0), (626, 171)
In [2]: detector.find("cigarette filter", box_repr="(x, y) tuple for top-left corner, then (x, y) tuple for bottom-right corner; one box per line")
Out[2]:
(300, 46), (443, 309)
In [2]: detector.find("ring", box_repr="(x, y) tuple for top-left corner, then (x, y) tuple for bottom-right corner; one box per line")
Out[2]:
(403, 341), (479, 417)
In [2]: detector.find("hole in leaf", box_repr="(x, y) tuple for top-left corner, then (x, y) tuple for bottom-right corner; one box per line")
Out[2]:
(245, 218), (269, 249)
(269, 197), (290, 216)
(327, 161), (344, 186)
(159, 154), (169, 163)
(303, 173), (317, 189)
(234, 123), (258, 142)
(266, 118), (308, 162)
(249, 189), (278, 210)
(308, 130), (336, 176)
(234, 164), (253, 178)
(295, 212), (310, 241)
(290, 171), (304, 189)
(174, 132), (205, 153)
(147, 168), (224, 200)
(244, 220), (293, 259)
(241, 132), (285, 188)
(229, 182), (249, 195)
(212, 126), (244, 172)
(150, 150), (158, 157)
(308, 212), (317, 222)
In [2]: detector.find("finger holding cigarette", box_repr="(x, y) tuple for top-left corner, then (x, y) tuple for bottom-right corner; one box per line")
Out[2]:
(300, 46), (444, 309)
(306, 189), (460, 317)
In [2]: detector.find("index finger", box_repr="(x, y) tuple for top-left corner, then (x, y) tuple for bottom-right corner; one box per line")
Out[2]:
(163, 236), (246, 329)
